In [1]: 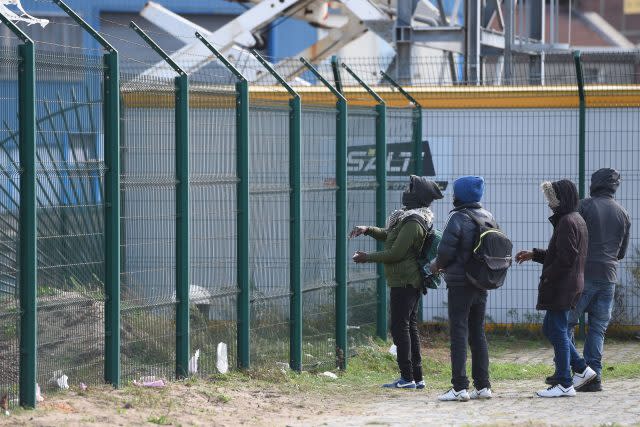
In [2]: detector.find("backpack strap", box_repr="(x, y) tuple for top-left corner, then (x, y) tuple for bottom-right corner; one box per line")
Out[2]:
(402, 214), (435, 256)
(461, 209), (498, 230)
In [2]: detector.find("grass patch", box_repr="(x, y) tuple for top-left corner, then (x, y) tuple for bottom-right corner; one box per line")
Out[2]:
(147, 415), (172, 425)
(216, 393), (231, 404)
(602, 362), (640, 379)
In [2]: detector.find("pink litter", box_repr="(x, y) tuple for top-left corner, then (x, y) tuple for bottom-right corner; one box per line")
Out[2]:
(133, 379), (166, 388)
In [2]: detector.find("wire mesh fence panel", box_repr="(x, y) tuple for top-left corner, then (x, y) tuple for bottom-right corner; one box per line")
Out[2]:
(120, 74), (176, 381)
(0, 46), (21, 408)
(33, 51), (106, 390)
(384, 106), (416, 322)
(346, 107), (378, 349)
(583, 52), (640, 327)
(300, 102), (337, 370)
(385, 107), (417, 221)
(422, 92), (581, 326)
(248, 101), (291, 367)
(295, 53), (640, 87)
(189, 84), (238, 376)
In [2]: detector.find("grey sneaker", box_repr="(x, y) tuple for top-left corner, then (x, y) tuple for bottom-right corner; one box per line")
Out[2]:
(438, 388), (470, 402)
(416, 380), (425, 390)
(469, 388), (492, 399)
(535, 384), (576, 398)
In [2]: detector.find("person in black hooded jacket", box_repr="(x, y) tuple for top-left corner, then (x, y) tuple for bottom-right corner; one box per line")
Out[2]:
(516, 179), (589, 398)
(431, 176), (497, 402)
(350, 175), (444, 389)
(567, 168), (631, 392)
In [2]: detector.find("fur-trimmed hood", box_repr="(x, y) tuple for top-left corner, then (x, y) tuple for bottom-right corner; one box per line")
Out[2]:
(541, 179), (579, 217)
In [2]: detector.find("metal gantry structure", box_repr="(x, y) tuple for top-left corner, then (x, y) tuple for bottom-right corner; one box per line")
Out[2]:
(136, 0), (553, 85)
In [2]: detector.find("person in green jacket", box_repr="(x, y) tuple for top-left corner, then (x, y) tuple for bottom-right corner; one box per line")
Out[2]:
(350, 175), (444, 389)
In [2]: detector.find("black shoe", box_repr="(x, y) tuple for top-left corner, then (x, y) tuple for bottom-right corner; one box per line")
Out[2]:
(545, 375), (559, 386)
(577, 378), (602, 392)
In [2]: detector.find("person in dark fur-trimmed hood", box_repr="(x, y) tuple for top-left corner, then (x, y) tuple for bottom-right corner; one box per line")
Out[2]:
(516, 179), (589, 398)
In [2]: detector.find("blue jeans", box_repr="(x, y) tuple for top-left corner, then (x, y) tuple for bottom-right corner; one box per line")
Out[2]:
(543, 310), (581, 388)
(568, 279), (615, 378)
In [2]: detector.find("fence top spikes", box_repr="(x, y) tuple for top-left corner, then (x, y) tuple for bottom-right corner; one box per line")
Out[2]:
(130, 21), (186, 76)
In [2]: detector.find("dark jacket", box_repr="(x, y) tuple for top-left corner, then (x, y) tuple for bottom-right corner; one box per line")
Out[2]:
(534, 180), (589, 311)
(578, 169), (631, 283)
(435, 202), (496, 286)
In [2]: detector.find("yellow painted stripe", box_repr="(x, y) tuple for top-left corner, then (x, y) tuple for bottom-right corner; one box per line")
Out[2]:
(121, 84), (640, 109)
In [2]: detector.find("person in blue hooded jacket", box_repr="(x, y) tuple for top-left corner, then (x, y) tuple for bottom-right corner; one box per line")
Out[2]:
(430, 176), (496, 402)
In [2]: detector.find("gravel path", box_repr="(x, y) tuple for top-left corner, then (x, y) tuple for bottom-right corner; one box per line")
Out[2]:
(313, 341), (640, 427)
(316, 378), (640, 426)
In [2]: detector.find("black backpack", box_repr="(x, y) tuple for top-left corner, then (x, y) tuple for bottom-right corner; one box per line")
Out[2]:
(402, 215), (442, 294)
(462, 210), (513, 290)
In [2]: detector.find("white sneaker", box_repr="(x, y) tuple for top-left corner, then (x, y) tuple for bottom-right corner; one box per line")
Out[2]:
(573, 366), (597, 390)
(535, 384), (576, 398)
(469, 388), (492, 399)
(438, 388), (470, 402)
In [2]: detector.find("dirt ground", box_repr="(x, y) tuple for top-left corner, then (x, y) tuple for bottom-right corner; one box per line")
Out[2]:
(2, 377), (640, 426)
(2, 342), (639, 426)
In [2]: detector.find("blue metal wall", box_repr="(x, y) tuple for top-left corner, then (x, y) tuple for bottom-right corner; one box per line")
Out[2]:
(22, 0), (317, 55)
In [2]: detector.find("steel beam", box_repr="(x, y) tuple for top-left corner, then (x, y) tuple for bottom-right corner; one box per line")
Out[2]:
(395, 0), (415, 85)
(465, 0), (481, 84)
(527, 0), (545, 84)
(504, 0), (514, 83)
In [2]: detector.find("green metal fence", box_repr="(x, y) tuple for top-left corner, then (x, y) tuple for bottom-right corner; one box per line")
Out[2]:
(0, 45), (21, 409)
(34, 50), (107, 391)
(1, 2), (640, 409)
(119, 72), (177, 382)
(188, 79), (239, 377)
(298, 99), (340, 370)
(582, 53), (640, 328)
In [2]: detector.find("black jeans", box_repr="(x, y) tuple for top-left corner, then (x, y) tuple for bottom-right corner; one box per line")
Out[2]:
(390, 286), (422, 382)
(448, 285), (491, 391)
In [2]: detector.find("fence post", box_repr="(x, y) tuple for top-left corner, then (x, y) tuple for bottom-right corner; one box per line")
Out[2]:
(573, 50), (587, 340)
(130, 22), (190, 378)
(0, 11), (37, 408)
(300, 58), (348, 369)
(331, 56), (343, 94)
(380, 71), (426, 321)
(250, 50), (303, 372)
(341, 63), (387, 341)
(196, 33), (251, 369)
(53, 0), (122, 387)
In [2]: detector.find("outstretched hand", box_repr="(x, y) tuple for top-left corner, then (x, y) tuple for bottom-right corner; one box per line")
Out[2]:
(429, 262), (442, 274)
(349, 226), (368, 239)
(352, 251), (367, 263)
(515, 250), (534, 264)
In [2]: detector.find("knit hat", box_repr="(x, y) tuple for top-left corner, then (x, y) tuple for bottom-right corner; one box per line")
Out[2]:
(453, 176), (484, 204)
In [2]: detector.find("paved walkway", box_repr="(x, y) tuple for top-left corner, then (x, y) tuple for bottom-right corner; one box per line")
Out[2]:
(315, 378), (640, 426)
(313, 342), (640, 427)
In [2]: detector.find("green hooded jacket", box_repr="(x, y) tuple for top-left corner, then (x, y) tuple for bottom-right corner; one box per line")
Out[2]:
(365, 221), (441, 288)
